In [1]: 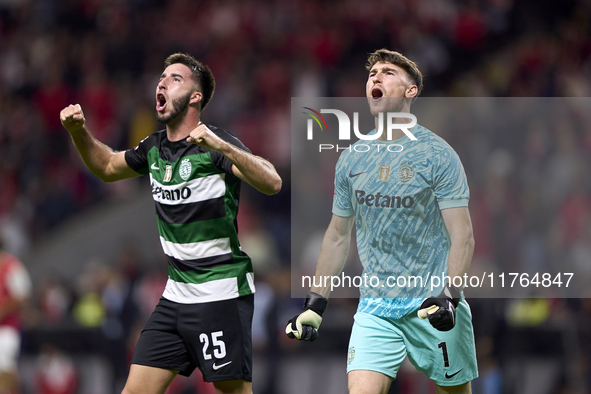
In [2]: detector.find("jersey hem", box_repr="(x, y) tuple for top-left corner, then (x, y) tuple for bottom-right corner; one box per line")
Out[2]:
(332, 207), (354, 217)
(202, 372), (253, 383)
(130, 360), (191, 376)
(346, 366), (397, 379)
(432, 372), (479, 387)
(161, 290), (255, 305)
(438, 198), (469, 210)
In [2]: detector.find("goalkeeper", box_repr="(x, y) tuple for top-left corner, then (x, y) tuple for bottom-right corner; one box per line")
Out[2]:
(286, 49), (478, 394)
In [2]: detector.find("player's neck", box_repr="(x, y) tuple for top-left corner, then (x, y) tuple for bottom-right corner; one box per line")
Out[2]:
(375, 102), (413, 142)
(166, 112), (201, 142)
(374, 117), (411, 142)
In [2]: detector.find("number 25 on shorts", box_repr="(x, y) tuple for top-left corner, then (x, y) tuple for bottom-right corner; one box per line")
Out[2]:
(199, 331), (227, 360)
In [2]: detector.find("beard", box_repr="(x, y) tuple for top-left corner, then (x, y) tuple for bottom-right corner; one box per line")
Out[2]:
(156, 91), (192, 124)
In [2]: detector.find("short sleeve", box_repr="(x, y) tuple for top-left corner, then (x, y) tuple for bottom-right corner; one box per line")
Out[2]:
(432, 147), (470, 210)
(125, 135), (152, 175)
(332, 152), (354, 217)
(209, 125), (251, 175)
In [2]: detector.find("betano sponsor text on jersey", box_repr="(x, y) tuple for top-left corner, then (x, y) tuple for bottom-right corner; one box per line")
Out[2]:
(151, 182), (192, 201)
(355, 190), (415, 208)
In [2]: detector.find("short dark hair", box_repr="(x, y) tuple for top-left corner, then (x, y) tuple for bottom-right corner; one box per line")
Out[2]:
(366, 49), (423, 97)
(164, 53), (216, 111)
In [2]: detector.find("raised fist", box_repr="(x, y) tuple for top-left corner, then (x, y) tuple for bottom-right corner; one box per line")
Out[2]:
(60, 104), (86, 133)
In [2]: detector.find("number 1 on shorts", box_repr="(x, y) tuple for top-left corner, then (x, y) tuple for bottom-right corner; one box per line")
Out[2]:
(438, 341), (449, 368)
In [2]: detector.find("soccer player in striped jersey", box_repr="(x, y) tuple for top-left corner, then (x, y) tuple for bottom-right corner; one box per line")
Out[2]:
(286, 49), (478, 393)
(61, 53), (281, 394)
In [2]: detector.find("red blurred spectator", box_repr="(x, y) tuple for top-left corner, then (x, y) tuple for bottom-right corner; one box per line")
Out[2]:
(0, 245), (32, 394)
(454, 5), (487, 50)
(33, 63), (71, 134)
(35, 345), (77, 394)
(79, 68), (117, 145)
(558, 183), (591, 246)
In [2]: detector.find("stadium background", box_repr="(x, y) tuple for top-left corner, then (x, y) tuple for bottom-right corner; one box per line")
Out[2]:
(0, 0), (590, 393)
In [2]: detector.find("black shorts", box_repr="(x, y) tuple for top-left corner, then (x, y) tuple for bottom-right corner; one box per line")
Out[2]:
(131, 294), (253, 382)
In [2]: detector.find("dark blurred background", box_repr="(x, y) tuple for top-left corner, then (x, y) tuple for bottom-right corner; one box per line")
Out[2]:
(0, 0), (590, 393)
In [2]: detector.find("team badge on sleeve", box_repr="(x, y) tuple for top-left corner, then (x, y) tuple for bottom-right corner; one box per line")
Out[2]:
(347, 347), (356, 365)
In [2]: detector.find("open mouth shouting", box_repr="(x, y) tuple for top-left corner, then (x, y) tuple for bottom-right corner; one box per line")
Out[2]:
(156, 93), (167, 111)
(371, 87), (384, 101)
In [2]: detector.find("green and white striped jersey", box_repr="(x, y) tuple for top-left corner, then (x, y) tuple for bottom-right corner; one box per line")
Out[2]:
(125, 125), (255, 304)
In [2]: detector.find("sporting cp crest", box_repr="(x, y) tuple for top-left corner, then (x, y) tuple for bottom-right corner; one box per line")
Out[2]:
(398, 163), (413, 183)
(347, 347), (356, 365)
(179, 158), (192, 181)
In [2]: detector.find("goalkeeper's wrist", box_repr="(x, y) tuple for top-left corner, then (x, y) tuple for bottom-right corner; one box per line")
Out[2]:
(441, 285), (461, 307)
(304, 292), (328, 316)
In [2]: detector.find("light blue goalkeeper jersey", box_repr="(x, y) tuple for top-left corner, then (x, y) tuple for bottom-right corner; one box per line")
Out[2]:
(332, 125), (469, 319)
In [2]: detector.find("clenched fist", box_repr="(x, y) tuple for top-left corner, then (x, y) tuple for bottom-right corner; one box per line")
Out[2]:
(285, 292), (328, 342)
(60, 104), (86, 133)
(186, 123), (226, 151)
(418, 285), (461, 331)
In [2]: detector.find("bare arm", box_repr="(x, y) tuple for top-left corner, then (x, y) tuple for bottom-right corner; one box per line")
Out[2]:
(226, 150), (282, 195)
(284, 214), (354, 341)
(418, 207), (474, 325)
(60, 104), (141, 182)
(311, 214), (355, 298)
(441, 206), (475, 281)
(187, 124), (282, 195)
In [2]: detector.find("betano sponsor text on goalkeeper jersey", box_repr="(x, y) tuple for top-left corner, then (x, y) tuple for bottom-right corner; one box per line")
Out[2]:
(125, 125), (255, 304)
(332, 125), (469, 318)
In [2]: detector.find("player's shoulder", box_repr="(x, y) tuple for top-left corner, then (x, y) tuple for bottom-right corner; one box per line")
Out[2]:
(134, 129), (166, 149)
(206, 124), (234, 139)
(206, 124), (250, 152)
(413, 125), (459, 159)
(335, 142), (356, 169)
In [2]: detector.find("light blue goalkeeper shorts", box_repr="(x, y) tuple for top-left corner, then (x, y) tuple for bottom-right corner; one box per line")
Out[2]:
(346, 299), (478, 386)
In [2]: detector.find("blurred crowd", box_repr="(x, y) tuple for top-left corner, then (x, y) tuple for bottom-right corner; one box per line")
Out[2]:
(1, 0), (591, 393)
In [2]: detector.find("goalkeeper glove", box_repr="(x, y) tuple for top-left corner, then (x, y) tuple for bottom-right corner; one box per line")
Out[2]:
(417, 285), (461, 331)
(285, 292), (328, 341)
